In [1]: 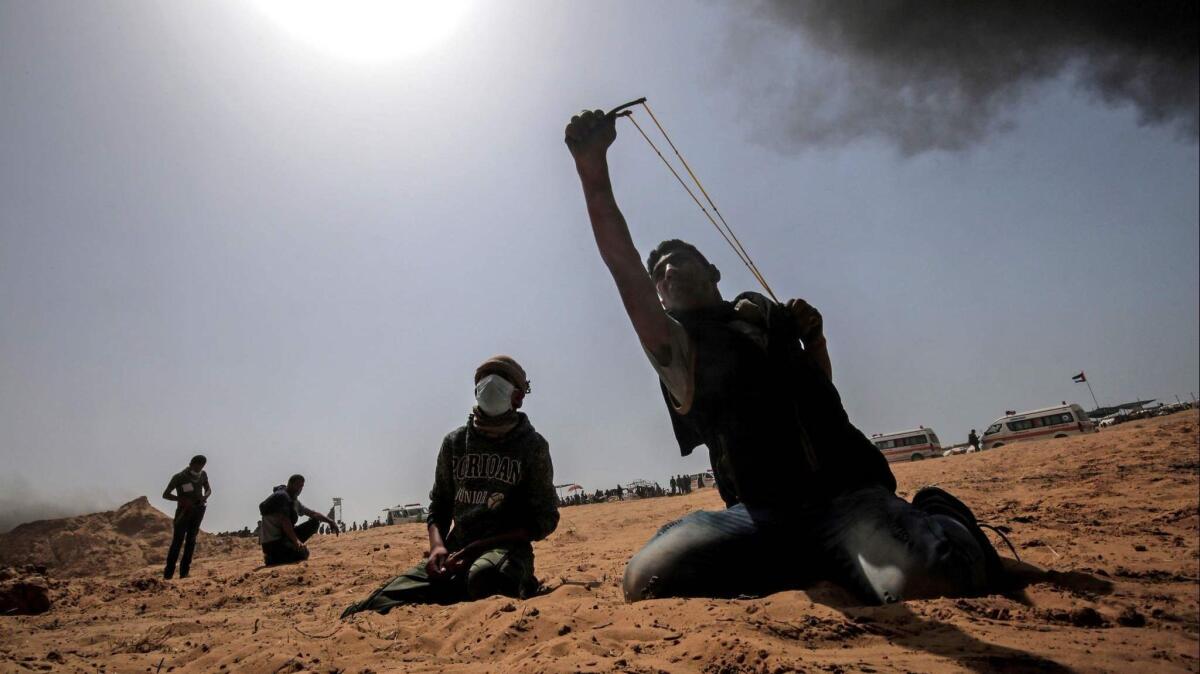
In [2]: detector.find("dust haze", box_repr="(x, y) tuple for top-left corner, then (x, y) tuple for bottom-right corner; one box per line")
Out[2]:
(0, 475), (122, 533)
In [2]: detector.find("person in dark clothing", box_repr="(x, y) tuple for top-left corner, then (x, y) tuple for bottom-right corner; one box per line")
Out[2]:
(258, 474), (339, 566)
(162, 455), (211, 579)
(968, 429), (980, 452)
(342, 356), (560, 617)
(565, 107), (1008, 604)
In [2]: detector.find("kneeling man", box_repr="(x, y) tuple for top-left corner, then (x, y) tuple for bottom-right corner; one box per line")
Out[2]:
(259, 474), (339, 566)
(565, 107), (1010, 604)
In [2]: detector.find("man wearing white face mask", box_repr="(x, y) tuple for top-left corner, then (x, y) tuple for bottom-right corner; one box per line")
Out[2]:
(342, 356), (559, 616)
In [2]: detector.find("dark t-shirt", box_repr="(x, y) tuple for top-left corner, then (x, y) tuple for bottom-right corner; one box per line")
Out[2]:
(166, 469), (209, 509)
(258, 489), (302, 544)
(647, 293), (895, 509)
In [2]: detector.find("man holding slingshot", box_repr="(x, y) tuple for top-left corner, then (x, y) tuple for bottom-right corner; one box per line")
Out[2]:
(565, 103), (1012, 604)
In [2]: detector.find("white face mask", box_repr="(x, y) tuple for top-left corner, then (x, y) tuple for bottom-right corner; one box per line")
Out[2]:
(475, 374), (515, 416)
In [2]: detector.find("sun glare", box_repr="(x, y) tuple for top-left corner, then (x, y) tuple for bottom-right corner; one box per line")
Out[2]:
(251, 0), (473, 64)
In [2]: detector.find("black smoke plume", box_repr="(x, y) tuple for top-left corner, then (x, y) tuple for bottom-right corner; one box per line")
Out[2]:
(729, 1), (1198, 154)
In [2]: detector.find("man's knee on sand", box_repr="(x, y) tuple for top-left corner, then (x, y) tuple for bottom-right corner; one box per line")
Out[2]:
(621, 510), (735, 602)
(263, 543), (309, 566)
(464, 550), (527, 600)
(622, 555), (659, 602)
(621, 526), (697, 602)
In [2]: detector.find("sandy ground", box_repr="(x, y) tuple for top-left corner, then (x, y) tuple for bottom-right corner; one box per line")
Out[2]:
(1, 411), (1197, 673)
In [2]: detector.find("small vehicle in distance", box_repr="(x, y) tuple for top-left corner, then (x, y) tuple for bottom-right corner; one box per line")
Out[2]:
(871, 427), (942, 463)
(981, 403), (1096, 450)
(384, 503), (428, 525)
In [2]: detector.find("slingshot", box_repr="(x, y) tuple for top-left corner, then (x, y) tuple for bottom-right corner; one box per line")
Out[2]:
(605, 97), (778, 303)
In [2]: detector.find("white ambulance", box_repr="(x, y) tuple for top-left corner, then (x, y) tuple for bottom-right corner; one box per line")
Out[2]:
(384, 503), (428, 525)
(870, 427), (942, 463)
(980, 403), (1096, 449)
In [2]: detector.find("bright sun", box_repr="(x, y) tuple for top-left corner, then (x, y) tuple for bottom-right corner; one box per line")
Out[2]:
(251, 0), (474, 64)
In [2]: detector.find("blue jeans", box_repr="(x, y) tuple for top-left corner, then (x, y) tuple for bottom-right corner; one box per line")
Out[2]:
(623, 486), (989, 604)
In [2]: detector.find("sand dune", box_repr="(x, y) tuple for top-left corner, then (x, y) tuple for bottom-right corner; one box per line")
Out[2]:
(0, 497), (253, 580)
(1, 411), (1197, 673)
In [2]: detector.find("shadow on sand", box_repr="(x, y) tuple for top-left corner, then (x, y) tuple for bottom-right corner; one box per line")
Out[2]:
(801, 560), (1112, 674)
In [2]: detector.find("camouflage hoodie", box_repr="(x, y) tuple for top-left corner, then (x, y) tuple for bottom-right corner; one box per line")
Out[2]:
(426, 413), (559, 549)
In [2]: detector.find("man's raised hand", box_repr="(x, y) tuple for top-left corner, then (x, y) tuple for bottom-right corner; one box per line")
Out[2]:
(786, 298), (825, 346)
(565, 108), (616, 167)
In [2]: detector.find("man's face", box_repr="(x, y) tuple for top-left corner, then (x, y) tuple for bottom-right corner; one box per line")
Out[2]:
(651, 251), (719, 311)
(189, 462), (205, 473)
(475, 372), (525, 412)
(288, 480), (305, 498)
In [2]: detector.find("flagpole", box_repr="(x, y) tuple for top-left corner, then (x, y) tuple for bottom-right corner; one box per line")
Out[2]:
(1085, 380), (1100, 411)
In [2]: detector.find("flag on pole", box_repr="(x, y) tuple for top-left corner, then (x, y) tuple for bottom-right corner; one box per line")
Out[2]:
(1072, 371), (1087, 383)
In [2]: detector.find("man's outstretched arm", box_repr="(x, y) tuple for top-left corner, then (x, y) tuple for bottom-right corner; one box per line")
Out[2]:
(566, 108), (672, 363)
(301, 505), (337, 529)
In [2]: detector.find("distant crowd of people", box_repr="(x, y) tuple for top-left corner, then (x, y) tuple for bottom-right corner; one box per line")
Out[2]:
(216, 517), (387, 538)
(556, 473), (710, 507)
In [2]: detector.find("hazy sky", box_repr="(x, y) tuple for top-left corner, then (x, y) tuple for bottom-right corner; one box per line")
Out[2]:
(2, 1), (1197, 532)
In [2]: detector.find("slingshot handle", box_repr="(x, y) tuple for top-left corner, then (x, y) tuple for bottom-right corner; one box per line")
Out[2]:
(607, 97), (647, 118)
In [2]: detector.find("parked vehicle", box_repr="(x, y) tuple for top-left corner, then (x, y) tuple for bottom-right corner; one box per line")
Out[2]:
(870, 427), (942, 463)
(384, 503), (428, 525)
(941, 443), (971, 457)
(981, 403), (1096, 449)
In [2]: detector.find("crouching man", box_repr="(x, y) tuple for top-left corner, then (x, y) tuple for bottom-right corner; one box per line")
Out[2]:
(258, 474), (339, 566)
(342, 356), (559, 616)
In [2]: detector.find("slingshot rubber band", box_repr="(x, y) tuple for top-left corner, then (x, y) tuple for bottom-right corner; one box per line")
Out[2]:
(626, 114), (755, 278)
(621, 100), (778, 302)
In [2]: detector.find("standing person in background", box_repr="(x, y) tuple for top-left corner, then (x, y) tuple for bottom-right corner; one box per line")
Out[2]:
(968, 429), (980, 452)
(162, 455), (211, 579)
